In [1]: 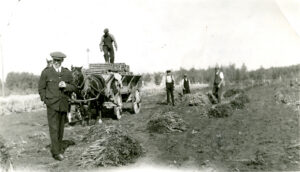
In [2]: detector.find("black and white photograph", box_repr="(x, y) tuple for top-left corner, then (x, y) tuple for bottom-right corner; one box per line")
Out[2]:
(0, 0), (299, 171)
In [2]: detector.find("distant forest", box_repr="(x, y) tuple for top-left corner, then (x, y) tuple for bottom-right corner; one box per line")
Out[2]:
(0, 64), (299, 95)
(142, 64), (300, 85)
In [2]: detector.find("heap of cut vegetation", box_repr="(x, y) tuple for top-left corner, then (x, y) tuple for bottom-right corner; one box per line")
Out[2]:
(208, 103), (233, 118)
(147, 111), (188, 133)
(182, 92), (211, 106)
(230, 93), (250, 109)
(223, 88), (245, 98)
(0, 136), (13, 171)
(78, 125), (143, 167)
(274, 91), (288, 104)
(207, 92), (218, 104)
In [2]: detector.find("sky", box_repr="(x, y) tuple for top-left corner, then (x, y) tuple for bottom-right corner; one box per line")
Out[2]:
(0, 0), (300, 80)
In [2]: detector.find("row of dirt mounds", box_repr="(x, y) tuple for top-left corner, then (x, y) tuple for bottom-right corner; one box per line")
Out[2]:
(77, 125), (144, 168)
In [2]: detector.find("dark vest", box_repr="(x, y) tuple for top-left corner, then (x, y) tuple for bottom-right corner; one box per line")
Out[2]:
(103, 34), (113, 48)
(214, 72), (222, 85)
(184, 79), (190, 90)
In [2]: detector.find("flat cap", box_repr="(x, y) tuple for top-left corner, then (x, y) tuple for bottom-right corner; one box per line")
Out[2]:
(50, 51), (66, 60)
(104, 28), (109, 33)
(166, 70), (171, 73)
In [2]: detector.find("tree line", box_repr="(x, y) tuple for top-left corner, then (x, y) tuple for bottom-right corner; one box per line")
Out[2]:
(0, 64), (299, 95)
(142, 64), (300, 85)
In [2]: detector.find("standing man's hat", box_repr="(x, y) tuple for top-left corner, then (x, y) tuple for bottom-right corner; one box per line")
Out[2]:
(104, 28), (109, 33)
(166, 70), (171, 73)
(50, 51), (66, 60)
(184, 74), (187, 77)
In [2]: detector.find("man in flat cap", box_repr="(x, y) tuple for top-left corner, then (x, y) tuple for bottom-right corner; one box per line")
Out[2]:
(212, 65), (225, 103)
(38, 52), (76, 161)
(99, 28), (118, 63)
(165, 70), (175, 106)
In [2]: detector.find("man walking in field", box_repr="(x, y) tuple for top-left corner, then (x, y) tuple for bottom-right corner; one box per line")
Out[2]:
(165, 70), (175, 106)
(38, 52), (76, 161)
(212, 65), (225, 103)
(99, 28), (118, 63)
(181, 74), (191, 94)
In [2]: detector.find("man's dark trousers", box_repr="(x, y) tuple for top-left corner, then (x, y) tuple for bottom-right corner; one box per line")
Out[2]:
(212, 84), (223, 103)
(103, 46), (115, 63)
(166, 83), (175, 105)
(47, 106), (66, 155)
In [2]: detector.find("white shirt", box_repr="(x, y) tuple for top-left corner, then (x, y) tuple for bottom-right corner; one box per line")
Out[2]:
(180, 78), (190, 87)
(166, 75), (174, 83)
(217, 71), (224, 79)
(53, 66), (62, 73)
(220, 72), (224, 79)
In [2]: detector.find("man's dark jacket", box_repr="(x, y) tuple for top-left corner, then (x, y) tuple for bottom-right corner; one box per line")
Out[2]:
(38, 67), (76, 112)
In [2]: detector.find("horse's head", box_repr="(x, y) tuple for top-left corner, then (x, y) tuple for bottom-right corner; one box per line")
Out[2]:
(71, 66), (84, 89)
(46, 58), (53, 67)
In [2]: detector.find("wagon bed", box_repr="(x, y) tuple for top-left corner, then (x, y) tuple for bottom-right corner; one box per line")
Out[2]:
(85, 63), (142, 117)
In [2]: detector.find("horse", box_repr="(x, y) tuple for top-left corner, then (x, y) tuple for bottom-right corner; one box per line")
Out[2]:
(46, 58), (53, 67)
(71, 66), (107, 125)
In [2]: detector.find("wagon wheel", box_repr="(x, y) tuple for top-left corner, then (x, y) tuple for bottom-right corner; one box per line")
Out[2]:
(132, 90), (141, 114)
(113, 94), (122, 120)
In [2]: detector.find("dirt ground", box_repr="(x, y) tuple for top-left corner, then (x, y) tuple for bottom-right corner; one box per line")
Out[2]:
(0, 84), (299, 172)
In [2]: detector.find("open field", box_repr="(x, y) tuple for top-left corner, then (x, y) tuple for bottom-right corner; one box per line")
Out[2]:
(0, 82), (299, 172)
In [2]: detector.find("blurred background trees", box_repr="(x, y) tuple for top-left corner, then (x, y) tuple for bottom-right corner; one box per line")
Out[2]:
(1, 64), (299, 96)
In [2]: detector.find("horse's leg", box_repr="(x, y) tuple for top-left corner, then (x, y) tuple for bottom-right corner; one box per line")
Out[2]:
(87, 102), (91, 126)
(79, 103), (86, 126)
(95, 102), (102, 125)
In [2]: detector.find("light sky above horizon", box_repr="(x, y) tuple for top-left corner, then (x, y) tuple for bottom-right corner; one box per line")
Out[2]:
(0, 0), (300, 79)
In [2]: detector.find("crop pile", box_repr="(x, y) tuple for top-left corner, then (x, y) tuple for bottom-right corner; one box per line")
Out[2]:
(223, 88), (245, 98)
(208, 103), (233, 118)
(0, 136), (13, 172)
(207, 92), (218, 104)
(182, 92), (211, 106)
(78, 125), (143, 167)
(274, 91), (288, 104)
(230, 93), (250, 109)
(147, 111), (188, 133)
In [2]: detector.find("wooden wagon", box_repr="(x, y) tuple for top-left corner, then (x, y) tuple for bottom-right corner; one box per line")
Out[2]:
(69, 63), (142, 122)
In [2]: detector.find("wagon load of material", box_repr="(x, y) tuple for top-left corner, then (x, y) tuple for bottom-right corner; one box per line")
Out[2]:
(87, 63), (132, 75)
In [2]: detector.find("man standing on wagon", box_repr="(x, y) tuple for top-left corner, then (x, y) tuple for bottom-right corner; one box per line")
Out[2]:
(99, 28), (118, 63)
(38, 52), (76, 161)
